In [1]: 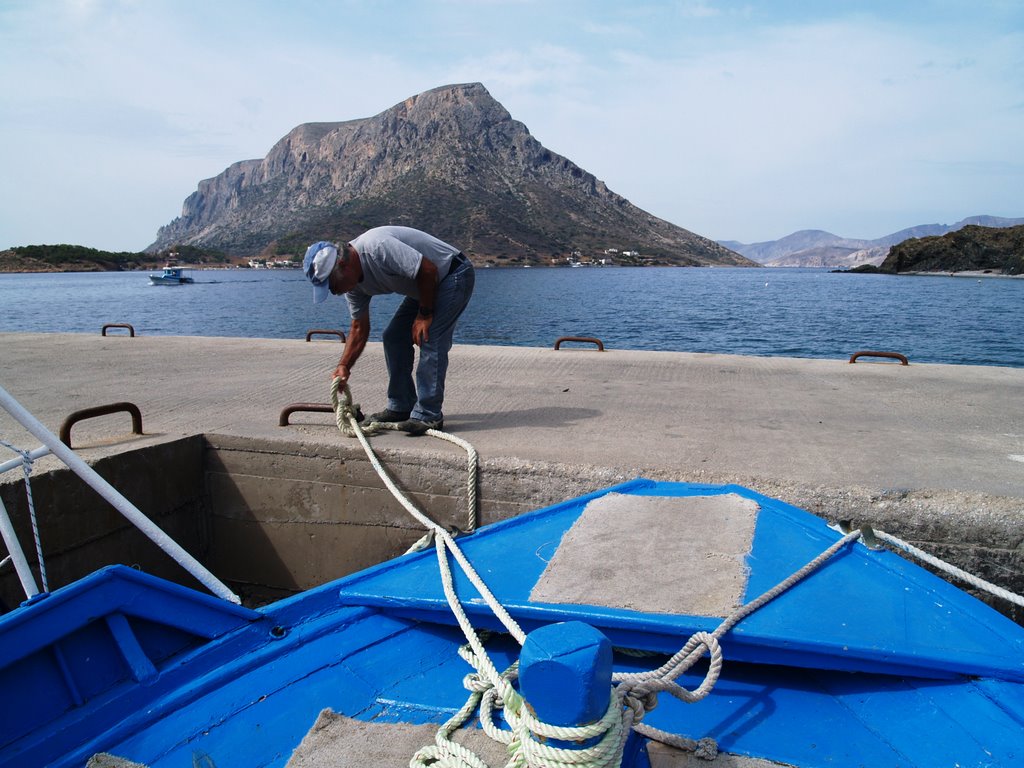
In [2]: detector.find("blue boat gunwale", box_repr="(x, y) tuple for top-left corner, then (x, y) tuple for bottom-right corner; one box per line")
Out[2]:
(0, 565), (259, 668)
(4, 478), (1024, 768)
(0, 577), (397, 767)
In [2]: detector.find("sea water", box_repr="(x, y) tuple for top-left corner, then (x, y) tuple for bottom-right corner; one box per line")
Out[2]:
(1, 267), (1021, 368)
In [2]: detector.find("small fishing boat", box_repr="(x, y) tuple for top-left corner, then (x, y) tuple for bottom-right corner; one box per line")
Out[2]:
(1, 384), (1022, 767)
(148, 265), (194, 285)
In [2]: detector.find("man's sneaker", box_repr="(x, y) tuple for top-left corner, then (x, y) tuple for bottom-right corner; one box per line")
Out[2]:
(395, 418), (443, 436)
(365, 408), (410, 423)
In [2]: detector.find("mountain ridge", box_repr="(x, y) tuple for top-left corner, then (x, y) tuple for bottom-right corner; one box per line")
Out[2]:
(149, 83), (753, 268)
(877, 224), (1024, 275)
(721, 215), (1024, 268)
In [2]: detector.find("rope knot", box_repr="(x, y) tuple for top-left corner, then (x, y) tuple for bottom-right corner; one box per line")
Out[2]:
(694, 737), (719, 760)
(619, 681), (659, 717)
(462, 671), (491, 693)
(0, 439), (32, 467)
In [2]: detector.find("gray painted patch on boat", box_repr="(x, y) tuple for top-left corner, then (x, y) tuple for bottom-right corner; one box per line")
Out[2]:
(87, 755), (149, 768)
(286, 709), (511, 767)
(530, 493), (758, 617)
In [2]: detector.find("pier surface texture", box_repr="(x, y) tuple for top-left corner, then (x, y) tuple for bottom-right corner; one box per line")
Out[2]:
(2, 332), (1022, 614)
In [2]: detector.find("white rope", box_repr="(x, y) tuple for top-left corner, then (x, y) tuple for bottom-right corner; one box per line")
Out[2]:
(410, 640), (633, 768)
(333, 381), (639, 766)
(873, 529), (1024, 608)
(331, 379), (478, 533)
(331, 380), (523, 639)
(331, 381), (1024, 765)
(329, 381), (877, 766)
(0, 438), (47, 591)
(610, 530), (862, 757)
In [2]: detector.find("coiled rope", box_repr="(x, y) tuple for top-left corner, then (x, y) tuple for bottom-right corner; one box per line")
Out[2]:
(328, 380), (1024, 766)
(0, 438), (47, 591)
(329, 380), (859, 766)
(331, 380), (563, 766)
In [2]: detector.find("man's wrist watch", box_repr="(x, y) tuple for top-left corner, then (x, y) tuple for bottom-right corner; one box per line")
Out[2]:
(418, 306), (434, 318)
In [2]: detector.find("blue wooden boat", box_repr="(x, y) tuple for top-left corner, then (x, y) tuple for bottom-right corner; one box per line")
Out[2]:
(1, 387), (1023, 766)
(148, 265), (194, 285)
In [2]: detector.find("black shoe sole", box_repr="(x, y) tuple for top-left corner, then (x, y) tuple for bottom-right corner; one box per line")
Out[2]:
(367, 410), (411, 423)
(397, 420), (443, 435)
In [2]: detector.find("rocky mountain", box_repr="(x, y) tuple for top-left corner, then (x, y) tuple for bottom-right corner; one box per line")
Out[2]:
(878, 224), (1024, 274)
(149, 83), (752, 268)
(721, 216), (1024, 268)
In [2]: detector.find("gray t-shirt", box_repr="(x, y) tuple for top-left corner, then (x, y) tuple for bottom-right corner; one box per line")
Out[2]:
(345, 226), (460, 319)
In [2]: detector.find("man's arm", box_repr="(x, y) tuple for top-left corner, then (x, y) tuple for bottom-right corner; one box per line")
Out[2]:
(333, 310), (370, 383)
(412, 258), (438, 346)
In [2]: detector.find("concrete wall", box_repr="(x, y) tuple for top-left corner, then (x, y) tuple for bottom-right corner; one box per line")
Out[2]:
(0, 437), (209, 610)
(0, 433), (625, 608)
(201, 434), (627, 603)
(2, 434), (1020, 625)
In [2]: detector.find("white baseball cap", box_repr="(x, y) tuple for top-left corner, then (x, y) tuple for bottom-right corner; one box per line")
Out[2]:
(303, 241), (339, 304)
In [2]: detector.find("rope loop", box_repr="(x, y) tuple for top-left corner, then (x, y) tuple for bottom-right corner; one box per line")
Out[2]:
(330, 378), (479, 533)
(329, 378), (363, 438)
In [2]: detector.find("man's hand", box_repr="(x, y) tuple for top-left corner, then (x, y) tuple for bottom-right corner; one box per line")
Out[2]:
(333, 314), (369, 383)
(412, 316), (432, 346)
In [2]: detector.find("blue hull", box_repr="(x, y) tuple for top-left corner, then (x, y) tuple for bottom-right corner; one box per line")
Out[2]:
(2, 480), (1022, 767)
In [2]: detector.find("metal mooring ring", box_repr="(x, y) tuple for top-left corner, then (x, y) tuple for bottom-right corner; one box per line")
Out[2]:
(554, 336), (605, 351)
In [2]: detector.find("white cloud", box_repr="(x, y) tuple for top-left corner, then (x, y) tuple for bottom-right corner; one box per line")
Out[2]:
(496, 16), (1024, 240)
(0, 1), (1021, 249)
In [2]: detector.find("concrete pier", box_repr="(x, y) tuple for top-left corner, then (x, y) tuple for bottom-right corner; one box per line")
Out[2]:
(1, 332), (1022, 613)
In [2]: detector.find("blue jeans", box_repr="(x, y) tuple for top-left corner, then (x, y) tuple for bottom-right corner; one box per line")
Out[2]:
(382, 255), (475, 422)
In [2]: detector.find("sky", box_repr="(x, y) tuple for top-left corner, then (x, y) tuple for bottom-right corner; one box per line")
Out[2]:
(1, 0), (1022, 252)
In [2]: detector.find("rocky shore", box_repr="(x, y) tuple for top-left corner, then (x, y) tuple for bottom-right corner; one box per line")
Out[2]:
(900, 270), (1024, 279)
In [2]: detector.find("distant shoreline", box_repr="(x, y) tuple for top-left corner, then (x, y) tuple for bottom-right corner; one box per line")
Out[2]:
(0, 263), (246, 275)
(899, 270), (1024, 279)
(3, 264), (1022, 277)
(0, 264), (1019, 278)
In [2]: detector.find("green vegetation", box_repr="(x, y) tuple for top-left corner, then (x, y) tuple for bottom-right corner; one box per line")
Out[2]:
(0, 243), (231, 273)
(880, 225), (1024, 275)
(272, 234), (312, 257)
(169, 244), (231, 264)
(12, 244), (147, 268)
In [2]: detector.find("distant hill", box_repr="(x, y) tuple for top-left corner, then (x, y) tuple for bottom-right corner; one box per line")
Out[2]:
(878, 224), (1024, 275)
(0, 244), (148, 273)
(149, 83), (754, 268)
(721, 216), (1024, 268)
(0, 244), (230, 273)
